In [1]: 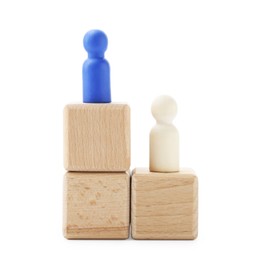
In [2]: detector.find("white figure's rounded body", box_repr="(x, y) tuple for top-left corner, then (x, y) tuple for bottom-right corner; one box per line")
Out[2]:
(149, 95), (179, 172)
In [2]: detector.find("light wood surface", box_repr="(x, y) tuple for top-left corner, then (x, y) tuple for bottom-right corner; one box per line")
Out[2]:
(64, 103), (130, 172)
(63, 171), (130, 239)
(131, 168), (198, 240)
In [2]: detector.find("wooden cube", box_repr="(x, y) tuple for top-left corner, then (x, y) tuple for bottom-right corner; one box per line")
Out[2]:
(131, 168), (198, 240)
(63, 171), (130, 239)
(64, 103), (130, 172)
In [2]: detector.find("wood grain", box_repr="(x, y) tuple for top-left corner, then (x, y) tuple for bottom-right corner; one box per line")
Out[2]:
(63, 171), (130, 239)
(131, 168), (198, 240)
(64, 103), (130, 172)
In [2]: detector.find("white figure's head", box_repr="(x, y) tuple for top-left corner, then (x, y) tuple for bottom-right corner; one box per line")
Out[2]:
(151, 95), (177, 124)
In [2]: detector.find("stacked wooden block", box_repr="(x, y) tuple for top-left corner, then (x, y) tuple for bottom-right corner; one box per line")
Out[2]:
(62, 103), (198, 240)
(63, 103), (131, 239)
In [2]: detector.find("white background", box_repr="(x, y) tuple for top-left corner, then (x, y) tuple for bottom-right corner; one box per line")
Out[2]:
(0, 0), (260, 259)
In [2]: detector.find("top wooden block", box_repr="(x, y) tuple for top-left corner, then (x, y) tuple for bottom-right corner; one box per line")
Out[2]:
(64, 103), (130, 172)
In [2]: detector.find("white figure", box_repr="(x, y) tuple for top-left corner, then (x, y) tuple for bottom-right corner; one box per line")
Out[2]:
(149, 95), (179, 172)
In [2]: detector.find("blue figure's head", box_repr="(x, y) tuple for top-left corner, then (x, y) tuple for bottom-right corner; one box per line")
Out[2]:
(83, 30), (108, 58)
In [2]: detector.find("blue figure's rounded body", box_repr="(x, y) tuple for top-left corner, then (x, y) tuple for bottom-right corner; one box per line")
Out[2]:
(83, 30), (111, 103)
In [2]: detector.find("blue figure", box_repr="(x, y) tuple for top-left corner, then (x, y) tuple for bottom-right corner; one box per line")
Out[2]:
(83, 30), (111, 103)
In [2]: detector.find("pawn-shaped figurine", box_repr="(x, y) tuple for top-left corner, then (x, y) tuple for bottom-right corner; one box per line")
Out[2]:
(83, 30), (111, 103)
(150, 95), (179, 172)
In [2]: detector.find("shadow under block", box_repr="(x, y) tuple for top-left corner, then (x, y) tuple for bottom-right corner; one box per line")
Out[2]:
(63, 171), (130, 239)
(64, 103), (130, 172)
(131, 168), (198, 240)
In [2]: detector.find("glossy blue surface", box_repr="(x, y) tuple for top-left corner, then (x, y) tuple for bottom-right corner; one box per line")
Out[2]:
(82, 30), (111, 103)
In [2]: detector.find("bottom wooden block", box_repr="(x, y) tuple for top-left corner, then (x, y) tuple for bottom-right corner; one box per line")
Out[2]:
(63, 171), (130, 239)
(131, 168), (198, 240)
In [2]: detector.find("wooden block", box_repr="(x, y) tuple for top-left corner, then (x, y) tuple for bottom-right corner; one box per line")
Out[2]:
(63, 171), (130, 239)
(64, 103), (130, 172)
(131, 168), (198, 240)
